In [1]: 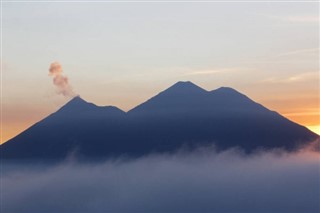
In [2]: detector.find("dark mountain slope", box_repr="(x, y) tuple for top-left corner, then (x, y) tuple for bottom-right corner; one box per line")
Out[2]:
(1, 97), (126, 160)
(127, 82), (318, 152)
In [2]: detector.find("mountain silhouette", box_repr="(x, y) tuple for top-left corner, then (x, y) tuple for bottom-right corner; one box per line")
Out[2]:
(1, 81), (318, 160)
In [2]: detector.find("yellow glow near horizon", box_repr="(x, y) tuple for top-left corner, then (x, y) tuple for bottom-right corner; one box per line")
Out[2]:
(306, 126), (320, 135)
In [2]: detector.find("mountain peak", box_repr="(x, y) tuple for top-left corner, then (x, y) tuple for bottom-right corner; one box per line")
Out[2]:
(68, 95), (87, 104)
(214, 87), (239, 93)
(58, 96), (97, 113)
(162, 81), (207, 95)
(172, 81), (202, 88)
(58, 96), (125, 115)
(128, 81), (208, 114)
(66, 95), (92, 106)
(211, 87), (245, 97)
(174, 81), (195, 86)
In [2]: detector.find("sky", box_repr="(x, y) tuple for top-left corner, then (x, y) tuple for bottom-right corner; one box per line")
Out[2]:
(1, 1), (319, 143)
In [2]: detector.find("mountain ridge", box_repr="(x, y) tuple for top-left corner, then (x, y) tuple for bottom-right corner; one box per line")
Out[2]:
(1, 81), (318, 160)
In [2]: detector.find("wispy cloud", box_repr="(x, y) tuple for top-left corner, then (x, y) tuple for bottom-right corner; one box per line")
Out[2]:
(243, 48), (318, 66)
(182, 68), (241, 76)
(261, 72), (319, 84)
(276, 48), (319, 58)
(267, 15), (319, 23)
(284, 16), (319, 23)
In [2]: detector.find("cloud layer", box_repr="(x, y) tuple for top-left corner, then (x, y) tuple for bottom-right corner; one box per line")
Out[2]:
(2, 148), (319, 213)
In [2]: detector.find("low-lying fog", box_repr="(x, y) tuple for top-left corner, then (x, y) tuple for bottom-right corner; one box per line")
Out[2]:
(2, 146), (319, 213)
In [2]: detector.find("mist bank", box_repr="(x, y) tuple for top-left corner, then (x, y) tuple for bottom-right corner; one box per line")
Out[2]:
(2, 147), (319, 213)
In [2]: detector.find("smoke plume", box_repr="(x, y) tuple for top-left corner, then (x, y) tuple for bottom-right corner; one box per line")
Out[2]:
(48, 62), (76, 97)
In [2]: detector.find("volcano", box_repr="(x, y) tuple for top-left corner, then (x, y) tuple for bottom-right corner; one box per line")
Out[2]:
(1, 81), (318, 160)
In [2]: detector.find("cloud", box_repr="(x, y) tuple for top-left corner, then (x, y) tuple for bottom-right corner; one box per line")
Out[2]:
(260, 72), (319, 84)
(2, 147), (319, 213)
(267, 15), (319, 23)
(276, 48), (319, 58)
(183, 68), (241, 76)
(284, 16), (319, 23)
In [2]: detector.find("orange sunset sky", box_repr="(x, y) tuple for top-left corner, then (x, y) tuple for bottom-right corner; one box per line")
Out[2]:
(1, 1), (319, 144)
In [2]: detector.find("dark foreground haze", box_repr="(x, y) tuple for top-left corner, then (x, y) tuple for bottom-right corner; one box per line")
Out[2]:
(2, 146), (319, 213)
